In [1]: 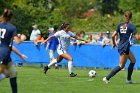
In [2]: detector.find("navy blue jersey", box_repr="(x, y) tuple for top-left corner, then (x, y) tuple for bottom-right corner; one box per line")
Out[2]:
(0, 22), (17, 63)
(116, 22), (136, 54)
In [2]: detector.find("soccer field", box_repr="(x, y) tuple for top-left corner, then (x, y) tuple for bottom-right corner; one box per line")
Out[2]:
(1, 66), (140, 93)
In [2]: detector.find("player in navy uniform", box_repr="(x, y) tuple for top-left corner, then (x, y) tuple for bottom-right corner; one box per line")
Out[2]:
(103, 11), (140, 84)
(0, 9), (22, 93)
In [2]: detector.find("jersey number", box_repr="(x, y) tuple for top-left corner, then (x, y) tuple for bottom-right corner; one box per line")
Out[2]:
(0, 29), (6, 38)
(120, 26), (127, 34)
(0, 28), (6, 44)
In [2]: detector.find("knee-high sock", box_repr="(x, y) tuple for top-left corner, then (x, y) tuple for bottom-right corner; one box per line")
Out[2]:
(10, 77), (17, 93)
(106, 66), (121, 80)
(0, 73), (6, 81)
(127, 63), (135, 80)
(68, 61), (73, 74)
(48, 59), (57, 68)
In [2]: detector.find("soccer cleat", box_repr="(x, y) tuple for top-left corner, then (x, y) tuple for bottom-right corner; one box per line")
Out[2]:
(70, 73), (77, 77)
(44, 66), (49, 74)
(126, 80), (136, 84)
(103, 77), (110, 84)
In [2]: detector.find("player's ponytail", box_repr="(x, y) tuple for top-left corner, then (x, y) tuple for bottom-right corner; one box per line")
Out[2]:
(0, 8), (13, 22)
(60, 22), (70, 30)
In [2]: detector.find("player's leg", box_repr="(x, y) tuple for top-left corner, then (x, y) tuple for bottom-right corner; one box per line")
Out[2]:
(49, 50), (55, 62)
(45, 49), (64, 68)
(44, 55), (63, 74)
(0, 65), (6, 81)
(48, 55), (63, 67)
(8, 62), (17, 93)
(103, 54), (128, 83)
(43, 49), (55, 72)
(0, 60), (10, 81)
(0, 65), (8, 81)
(61, 53), (77, 77)
(49, 50), (58, 68)
(127, 50), (136, 83)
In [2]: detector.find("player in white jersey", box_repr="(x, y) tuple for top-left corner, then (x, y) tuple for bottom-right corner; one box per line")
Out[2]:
(42, 23), (87, 77)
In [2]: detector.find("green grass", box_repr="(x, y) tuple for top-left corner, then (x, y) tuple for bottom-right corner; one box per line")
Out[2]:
(1, 66), (140, 93)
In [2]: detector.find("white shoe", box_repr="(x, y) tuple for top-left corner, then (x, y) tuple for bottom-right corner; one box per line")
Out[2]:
(126, 80), (136, 84)
(103, 77), (110, 84)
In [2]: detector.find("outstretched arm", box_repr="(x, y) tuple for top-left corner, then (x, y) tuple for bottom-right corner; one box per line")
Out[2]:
(41, 35), (55, 45)
(12, 46), (27, 61)
(74, 35), (87, 42)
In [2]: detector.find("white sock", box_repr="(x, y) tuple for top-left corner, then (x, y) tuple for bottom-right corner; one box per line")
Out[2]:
(48, 59), (57, 68)
(68, 61), (73, 74)
(0, 73), (6, 81)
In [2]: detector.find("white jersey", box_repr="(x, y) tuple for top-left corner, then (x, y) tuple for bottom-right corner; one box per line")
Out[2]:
(102, 37), (111, 44)
(30, 29), (41, 41)
(54, 30), (75, 50)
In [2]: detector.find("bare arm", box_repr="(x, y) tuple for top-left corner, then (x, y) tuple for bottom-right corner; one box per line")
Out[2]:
(105, 41), (112, 45)
(112, 31), (118, 48)
(74, 35), (86, 42)
(13, 36), (21, 44)
(41, 35), (55, 45)
(12, 46), (27, 61)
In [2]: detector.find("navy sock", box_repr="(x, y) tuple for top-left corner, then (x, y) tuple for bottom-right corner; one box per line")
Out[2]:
(127, 63), (135, 81)
(10, 77), (17, 93)
(106, 66), (121, 80)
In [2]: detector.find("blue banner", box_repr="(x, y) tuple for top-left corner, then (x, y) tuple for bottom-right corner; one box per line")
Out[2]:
(11, 42), (140, 68)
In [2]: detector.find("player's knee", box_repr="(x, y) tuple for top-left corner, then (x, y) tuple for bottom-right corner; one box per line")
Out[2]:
(10, 69), (17, 78)
(57, 58), (62, 63)
(0, 67), (4, 73)
(9, 65), (17, 78)
(68, 58), (73, 62)
(131, 58), (136, 63)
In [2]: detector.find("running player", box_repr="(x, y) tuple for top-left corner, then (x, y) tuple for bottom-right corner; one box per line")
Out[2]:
(0, 8), (22, 93)
(42, 23), (87, 77)
(103, 11), (140, 84)
(0, 46), (27, 93)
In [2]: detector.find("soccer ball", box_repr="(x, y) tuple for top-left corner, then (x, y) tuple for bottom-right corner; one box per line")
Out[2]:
(88, 70), (96, 78)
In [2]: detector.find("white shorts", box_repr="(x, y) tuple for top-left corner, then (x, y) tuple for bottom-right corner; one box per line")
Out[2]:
(57, 49), (67, 55)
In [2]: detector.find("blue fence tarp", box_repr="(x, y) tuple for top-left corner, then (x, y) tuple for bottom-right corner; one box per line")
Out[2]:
(11, 42), (140, 68)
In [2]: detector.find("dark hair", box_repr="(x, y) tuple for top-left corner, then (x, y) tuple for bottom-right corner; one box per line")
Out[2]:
(123, 11), (132, 29)
(0, 8), (13, 22)
(124, 11), (132, 19)
(80, 31), (85, 35)
(60, 22), (70, 30)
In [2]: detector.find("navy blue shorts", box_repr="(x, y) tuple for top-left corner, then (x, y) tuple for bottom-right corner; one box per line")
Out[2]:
(0, 57), (11, 65)
(118, 47), (130, 55)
